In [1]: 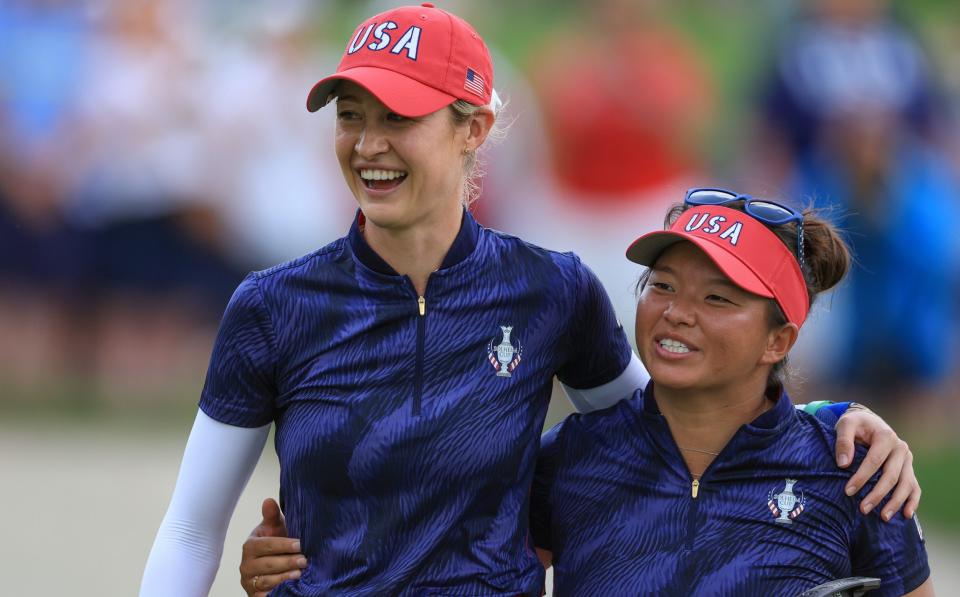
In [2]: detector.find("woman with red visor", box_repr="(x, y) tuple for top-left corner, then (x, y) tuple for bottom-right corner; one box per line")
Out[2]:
(528, 190), (932, 596)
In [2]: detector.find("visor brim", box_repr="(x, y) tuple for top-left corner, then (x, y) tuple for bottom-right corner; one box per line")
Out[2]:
(626, 231), (775, 300)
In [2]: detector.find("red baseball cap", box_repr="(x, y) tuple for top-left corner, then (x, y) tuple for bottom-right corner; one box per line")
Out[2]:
(306, 3), (494, 117)
(626, 205), (810, 327)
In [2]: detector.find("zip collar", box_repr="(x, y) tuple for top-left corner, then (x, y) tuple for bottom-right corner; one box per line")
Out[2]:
(632, 382), (797, 487)
(639, 381), (795, 433)
(347, 209), (481, 276)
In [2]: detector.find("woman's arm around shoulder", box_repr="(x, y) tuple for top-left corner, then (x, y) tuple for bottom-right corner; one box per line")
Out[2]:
(561, 351), (647, 412)
(139, 410), (270, 597)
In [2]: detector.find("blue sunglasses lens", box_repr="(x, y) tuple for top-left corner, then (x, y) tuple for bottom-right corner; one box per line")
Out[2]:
(687, 189), (738, 205)
(747, 200), (797, 224)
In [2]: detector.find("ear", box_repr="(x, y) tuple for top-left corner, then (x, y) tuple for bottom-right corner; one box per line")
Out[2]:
(759, 322), (799, 366)
(464, 107), (495, 152)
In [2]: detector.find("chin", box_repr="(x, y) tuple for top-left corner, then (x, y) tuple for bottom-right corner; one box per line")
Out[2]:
(647, 365), (701, 392)
(650, 375), (692, 391)
(358, 201), (406, 228)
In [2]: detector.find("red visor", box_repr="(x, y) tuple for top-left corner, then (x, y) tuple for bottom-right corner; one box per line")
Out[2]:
(625, 205), (810, 327)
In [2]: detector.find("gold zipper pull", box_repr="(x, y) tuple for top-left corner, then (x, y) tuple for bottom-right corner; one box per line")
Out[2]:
(691, 479), (700, 499)
(418, 296), (426, 316)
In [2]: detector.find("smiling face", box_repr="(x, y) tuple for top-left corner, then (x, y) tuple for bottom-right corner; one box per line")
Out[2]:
(333, 81), (483, 233)
(634, 242), (797, 400)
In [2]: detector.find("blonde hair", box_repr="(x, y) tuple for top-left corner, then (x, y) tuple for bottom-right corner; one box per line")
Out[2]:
(449, 89), (507, 206)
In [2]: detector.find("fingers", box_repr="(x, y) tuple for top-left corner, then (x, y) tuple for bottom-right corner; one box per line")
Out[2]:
(244, 569), (303, 597)
(241, 501), (302, 595)
(240, 547), (307, 597)
(879, 447), (920, 521)
(834, 405), (888, 470)
(843, 428), (895, 498)
(903, 482), (922, 520)
(243, 536), (303, 562)
(246, 554), (307, 577)
(242, 553), (307, 577)
(833, 416), (856, 468)
(834, 407), (923, 522)
(857, 440), (906, 515)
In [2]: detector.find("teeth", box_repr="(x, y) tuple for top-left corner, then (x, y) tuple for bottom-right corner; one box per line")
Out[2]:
(360, 169), (407, 181)
(659, 339), (690, 354)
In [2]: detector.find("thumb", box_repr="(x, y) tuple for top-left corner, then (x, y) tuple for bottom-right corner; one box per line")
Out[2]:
(256, 498), (288, 537)
(261, 497), (284, 524)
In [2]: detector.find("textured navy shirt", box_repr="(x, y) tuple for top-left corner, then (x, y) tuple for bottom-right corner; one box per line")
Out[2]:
(199, 211), (633, 596)
(531, 385), (929, 596)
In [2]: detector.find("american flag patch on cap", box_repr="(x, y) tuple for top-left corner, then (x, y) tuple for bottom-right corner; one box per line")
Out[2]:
(464, 68), (485, 97)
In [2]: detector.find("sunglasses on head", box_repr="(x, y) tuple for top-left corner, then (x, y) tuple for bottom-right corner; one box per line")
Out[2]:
(684, 188), (805, 269)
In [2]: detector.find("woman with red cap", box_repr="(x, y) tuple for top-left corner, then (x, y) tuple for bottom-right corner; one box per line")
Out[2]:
(141, 5), (646, 595)
(140, 4), (919, 596)
(528, 190), (932, 596)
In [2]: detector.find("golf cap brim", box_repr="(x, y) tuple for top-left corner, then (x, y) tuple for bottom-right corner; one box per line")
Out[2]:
(307, 67), (458, 117)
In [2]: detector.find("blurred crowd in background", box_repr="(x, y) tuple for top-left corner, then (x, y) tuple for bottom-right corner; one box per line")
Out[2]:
(2, 0), (959, 430)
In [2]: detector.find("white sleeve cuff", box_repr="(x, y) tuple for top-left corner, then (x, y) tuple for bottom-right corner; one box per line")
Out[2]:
(561, 351), (648, 413)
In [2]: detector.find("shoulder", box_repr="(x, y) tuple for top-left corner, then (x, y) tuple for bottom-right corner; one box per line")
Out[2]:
(476, 228), (602, 309)
(249, 237), (349, 290)
(481, 227), (586, 272)
(553, 390), (643, 452)
(783, 410), (869, 479)
(221, 238), (350, 331)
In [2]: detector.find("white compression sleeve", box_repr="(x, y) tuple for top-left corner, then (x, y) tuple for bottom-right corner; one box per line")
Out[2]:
(140, 410), (271, 597)
(561, 351), (649, 413)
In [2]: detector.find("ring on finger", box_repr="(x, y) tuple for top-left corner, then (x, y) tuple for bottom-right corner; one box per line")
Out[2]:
(253, 575), (261, 591)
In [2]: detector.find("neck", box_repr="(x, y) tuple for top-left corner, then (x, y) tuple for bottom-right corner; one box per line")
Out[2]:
(655, 378), (773, 477)
(362, 205), (463, 295)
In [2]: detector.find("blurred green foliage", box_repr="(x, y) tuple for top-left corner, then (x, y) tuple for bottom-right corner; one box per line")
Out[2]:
(914, 444), (960, 531)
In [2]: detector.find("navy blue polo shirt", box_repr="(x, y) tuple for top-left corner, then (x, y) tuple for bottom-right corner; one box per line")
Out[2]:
(531, 384), (929, 597)
(199, 210), (633, 596)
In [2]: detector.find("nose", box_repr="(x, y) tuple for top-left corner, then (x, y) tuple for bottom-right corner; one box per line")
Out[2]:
(663, 298), (695, 327)
(354, 124), (389, 159)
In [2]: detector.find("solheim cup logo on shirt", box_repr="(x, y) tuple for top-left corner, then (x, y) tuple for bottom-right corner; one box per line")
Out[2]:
(487, 325), (522, 377)
(768, 478), (806, 524)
